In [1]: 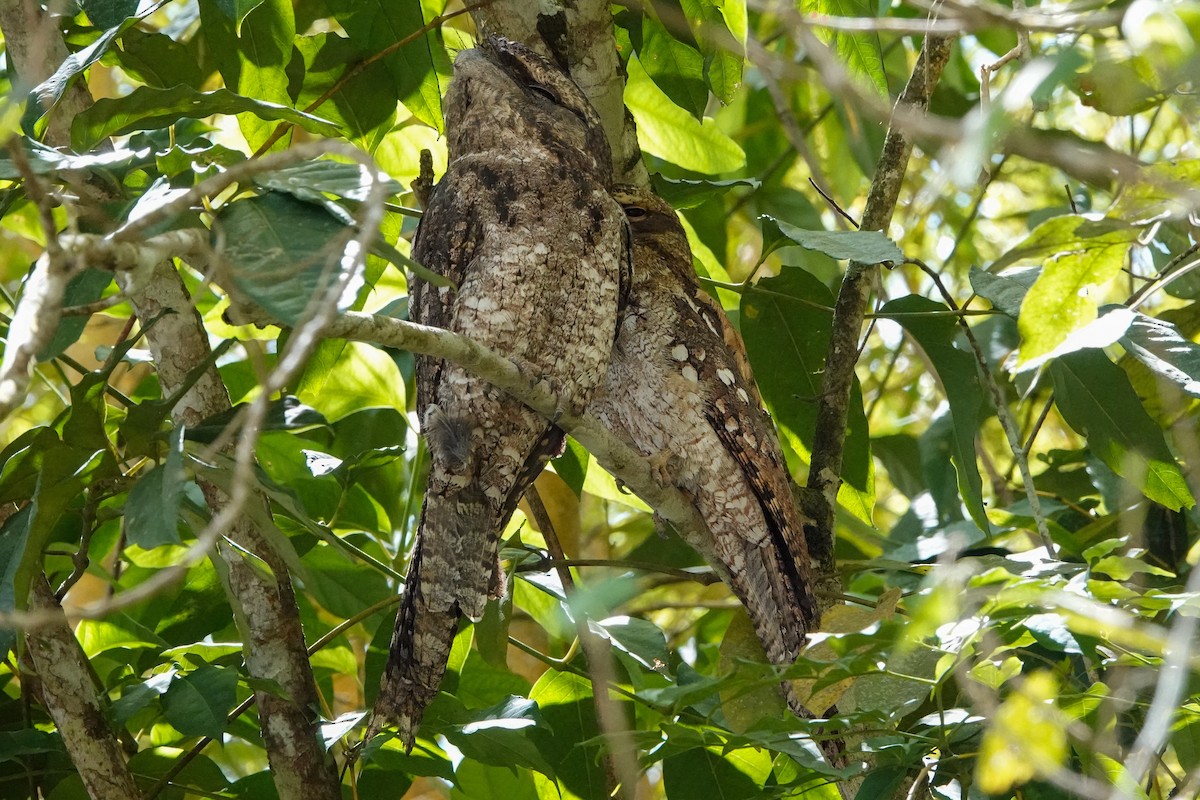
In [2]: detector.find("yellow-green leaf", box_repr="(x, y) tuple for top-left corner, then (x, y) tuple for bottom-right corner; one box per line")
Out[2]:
(625, 54), (745, 174)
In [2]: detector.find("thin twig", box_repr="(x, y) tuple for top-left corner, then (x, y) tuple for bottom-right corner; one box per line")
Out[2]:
(909, 258), (1056, 554)
(515, 556), (720, 585)
(525, 485), (637, 800)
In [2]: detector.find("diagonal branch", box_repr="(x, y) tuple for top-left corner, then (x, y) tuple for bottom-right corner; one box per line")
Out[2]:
(803, 33), (956, 595)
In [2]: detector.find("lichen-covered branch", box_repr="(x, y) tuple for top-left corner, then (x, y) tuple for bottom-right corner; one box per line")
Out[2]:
(26, 576), (143, 800)
(0, 229), (208, 420)
(323, 312), (709, 536)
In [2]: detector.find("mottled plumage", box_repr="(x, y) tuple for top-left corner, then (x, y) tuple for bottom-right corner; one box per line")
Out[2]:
(591, 187), (819, 714)
(371, 36), (628, 748)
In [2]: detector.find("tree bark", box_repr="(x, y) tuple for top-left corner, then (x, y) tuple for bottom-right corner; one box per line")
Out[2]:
(26, 576), (143, 800)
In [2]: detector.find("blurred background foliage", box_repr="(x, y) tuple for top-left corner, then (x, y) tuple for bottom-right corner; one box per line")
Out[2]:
(1, 0), (1199, 797)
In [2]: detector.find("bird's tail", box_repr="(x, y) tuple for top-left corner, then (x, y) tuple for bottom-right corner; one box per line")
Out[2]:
(368, 489), (490, 751)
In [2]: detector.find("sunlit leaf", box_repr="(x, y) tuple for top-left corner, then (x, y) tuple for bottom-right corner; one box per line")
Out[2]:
(328, 0), (444, 132)
(438, 697), (556, 779)
(977, 672), (1068, 793)
(1118, 308), (1200, 398)
(640, 14), (708, 117)
(989, 215), (1139, 366)
(295, 340), (406, 423)
(529, 671), (609, 800)
(626, 54), (745, 174)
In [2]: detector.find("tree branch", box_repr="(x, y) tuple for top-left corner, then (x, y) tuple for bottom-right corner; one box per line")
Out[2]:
(803, 33), (955, 596)
(25, 576), (143, 800)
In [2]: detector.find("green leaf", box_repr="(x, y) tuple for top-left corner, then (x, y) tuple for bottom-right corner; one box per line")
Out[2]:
(211, 0), (267, 31)
(218, 192), (360, 326)
(76, 615), (166, 656)
(626, 54), (745, 174)
(42, 267), (113, 360)
(0, 506), (33, 660)
(438, 697), (556, 780)
(550, 438), (589, 498)
(718, 610), (786, 732)
(598, 615), (670, 673)
(1049, 350), (1193, 510)
(0, 729), (65, 763)
(253, 159), (403, 204)
(126, 426), (194, 549)
(299, 543), (393, 618)
(969, 266), (1038, 319)
(227, 0), (295, 150)
(452, 760), (538, 799)
(800, 0), (887, 96)
(640, 14), (708, 117)
(881, 295), (990, 532)
(72, 86), (339, 151)
(329, 0), (444, 132)
(186, 396), (329, 444)
(680, 0), (745, 104)
(760, 216), (903, 263)
(652, 176), (760, 209)
(295, 339), (406, 423)
(27, 21), (134, 131)
(0, 138), (149, 178)
(529, 671), (608, 800)
(1090, 555), (1174, 580)
(11, 439), (111, 610)
(1172, 704), (1200, 768)
(987, 216), (1139, 366)
(1118, 309), (1200, 399)
(114, 28), (206, 90)
(290, 33), (398, 148)
(475, 585), (513, 670)
(663, 746), (764, 799)
(740, 268), (874, 521)
(161, 665), (239, 739)
(82, 0), (139, 28)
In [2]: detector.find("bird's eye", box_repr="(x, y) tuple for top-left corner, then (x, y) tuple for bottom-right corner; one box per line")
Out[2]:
(527, 84), (559, 103)
(624, 205), (648, 220)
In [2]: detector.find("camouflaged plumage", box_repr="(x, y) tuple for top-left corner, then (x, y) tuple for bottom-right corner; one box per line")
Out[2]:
(370, 36), (629, 749)
(591, 187), (819, 715)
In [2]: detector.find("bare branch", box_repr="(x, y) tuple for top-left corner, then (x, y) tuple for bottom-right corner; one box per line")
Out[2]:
(804, 29), (956, 589)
